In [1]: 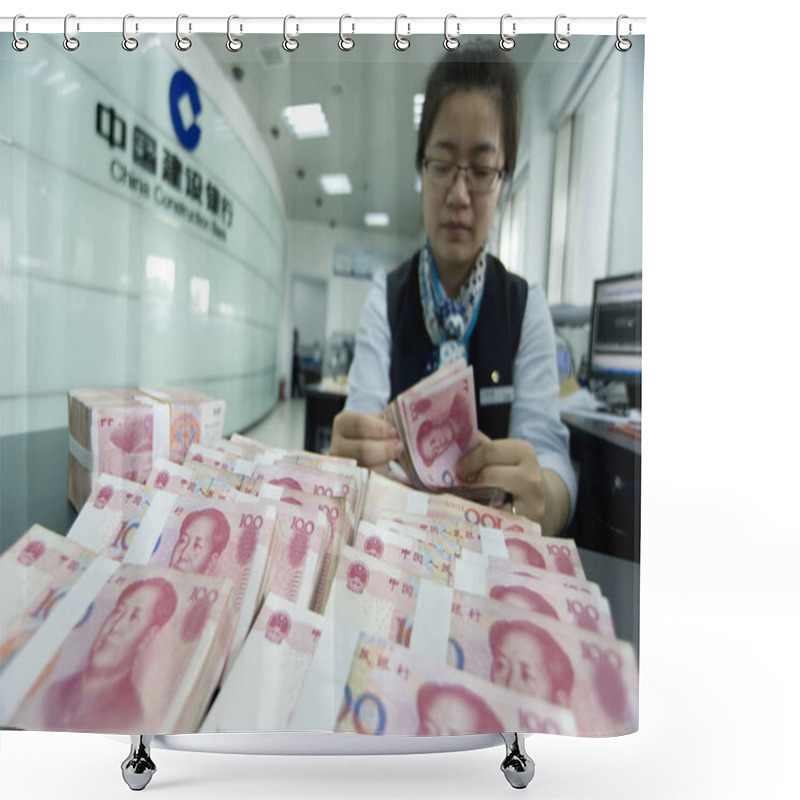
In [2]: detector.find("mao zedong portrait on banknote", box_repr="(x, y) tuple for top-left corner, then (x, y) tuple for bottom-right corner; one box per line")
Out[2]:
(416, 682), (503, 736)
(42, 578), (178, 731)
(489, 585), (559, 619)
(168, 508), (231, 575)
(488, 619), (574, 708)
(413, 393), (472, 469)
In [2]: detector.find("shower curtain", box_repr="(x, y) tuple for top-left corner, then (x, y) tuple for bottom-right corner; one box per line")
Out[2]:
(0, 23), (643, 741)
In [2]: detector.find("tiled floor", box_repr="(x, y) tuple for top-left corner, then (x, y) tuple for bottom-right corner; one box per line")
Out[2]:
(242, 398), (306, 450)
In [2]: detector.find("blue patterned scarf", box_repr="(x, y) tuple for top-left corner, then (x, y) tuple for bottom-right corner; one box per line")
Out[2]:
(418, 242), (487, 374)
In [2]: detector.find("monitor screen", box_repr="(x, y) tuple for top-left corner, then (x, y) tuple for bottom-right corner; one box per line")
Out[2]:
(589, 273), (642, 382)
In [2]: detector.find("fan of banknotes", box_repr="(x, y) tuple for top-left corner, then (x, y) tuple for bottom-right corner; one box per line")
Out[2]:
(1, 415), (638, 738)
(385, 360), (505, 506)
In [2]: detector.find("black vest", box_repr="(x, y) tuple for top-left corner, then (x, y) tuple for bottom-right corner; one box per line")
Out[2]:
(386, 252), (528, 441)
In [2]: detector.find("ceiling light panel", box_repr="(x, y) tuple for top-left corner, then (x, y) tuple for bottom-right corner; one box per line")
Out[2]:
(364, 213), (390, 227)
(282, 103), (329, 139)
(319, 174), (353, 195)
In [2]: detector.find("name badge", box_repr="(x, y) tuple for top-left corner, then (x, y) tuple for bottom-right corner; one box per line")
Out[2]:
(479, 385), (514, 406)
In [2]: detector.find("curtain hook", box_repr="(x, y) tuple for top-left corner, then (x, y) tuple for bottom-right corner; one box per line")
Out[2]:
(63, 13), (80, 51)
(283, 15), (299, 52)
(339, 14), (355, 51)
(553, 14), (570, 51)
(444, 14), (460, 51)
(394, 14), (410, 51)
(122, 14), (139, 51)
(176, 13), (192, 51)
(12, 15), (29, 51)
(227, 15), (243, 52)
(616, 15), (633, 51)
(500, 14), (516, 51)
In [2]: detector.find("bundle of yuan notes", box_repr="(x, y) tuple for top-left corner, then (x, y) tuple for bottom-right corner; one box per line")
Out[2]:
(385, 359), (505, 505)
(1, 432), (637, 736)
(67, 387), (226, 510)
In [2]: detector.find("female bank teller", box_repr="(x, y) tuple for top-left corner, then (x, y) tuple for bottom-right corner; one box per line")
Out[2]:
(330, 41), (575, 536)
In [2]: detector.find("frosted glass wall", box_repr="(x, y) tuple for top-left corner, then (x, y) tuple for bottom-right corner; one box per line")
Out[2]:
(0, 34), (286, 437)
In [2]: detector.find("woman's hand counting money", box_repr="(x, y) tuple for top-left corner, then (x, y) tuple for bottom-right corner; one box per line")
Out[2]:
(455, 433), (570, 537)
(330, 411), (404, 474)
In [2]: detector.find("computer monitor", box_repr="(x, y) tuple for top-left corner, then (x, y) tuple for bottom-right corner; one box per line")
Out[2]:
(588, 272), (642, 401)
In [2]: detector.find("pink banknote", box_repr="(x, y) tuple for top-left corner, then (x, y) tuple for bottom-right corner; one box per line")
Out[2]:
(485, 559), (603, 599)
(378, 512), (584, 578)
(354, 522), (457, 587)
(6, 564), (236, 733)
(361, 472), (541, 537)
(90, 399), (168, 484)
(133, 495), (279, 668)
(475, 576), (614, 637)
(204, 437), (258, 460)
(264, 502), (333, 611)
(252, 459), (357, 516)
(137, 388), (225, 464)
(200, 594), (328, 732)
(0, 526), (96, 670)
(257, 485), (348, 613)
(279, 455), (367, 521)
(184, 443), (249, 475)
(325, 547), (423, 646)
(231, 434), (287, 459)
(145, 458), (240, 501)
(397, 365), (480, 488)
(66, 474), (155, 561)
(336, 633), (577, 736)
(446, 591), (638, 736)
(175, 458), (263, 496)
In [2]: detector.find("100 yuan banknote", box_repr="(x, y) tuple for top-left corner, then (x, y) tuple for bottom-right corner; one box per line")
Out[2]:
(336, 633), (577, 737)
(145, 457), (241, 501)
(66, 474), (163, 561)
(325, 546), (424, 646)
(4, 563), (236, 733)
(1, 526), (96, 670)
(91, 397), (169, 484)
(354, 522), (458, 587)
(397, 365), (480, 489)
(446, 590), (638, 736)
(126, 494), (279, 669)
(252, 459), (358, 517)
(380, 512), (584, 577)
(458, 573), (615, 637)
(362, 472), (541, 536)
(200, 594), (328, 732)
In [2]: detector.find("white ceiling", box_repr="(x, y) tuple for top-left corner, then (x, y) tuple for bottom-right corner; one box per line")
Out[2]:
(206, 34), (541, 237)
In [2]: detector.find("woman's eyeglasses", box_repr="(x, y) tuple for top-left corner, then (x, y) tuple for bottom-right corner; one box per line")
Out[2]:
(422, 158), (504, 194)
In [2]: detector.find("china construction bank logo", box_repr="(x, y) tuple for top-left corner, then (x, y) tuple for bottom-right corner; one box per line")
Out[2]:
(169, 70), (202, 151)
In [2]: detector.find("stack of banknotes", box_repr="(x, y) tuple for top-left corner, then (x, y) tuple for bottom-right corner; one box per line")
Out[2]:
(1, 429), (638, 737)
(67, 387), (226, 510)
(385, 360), (505, 505)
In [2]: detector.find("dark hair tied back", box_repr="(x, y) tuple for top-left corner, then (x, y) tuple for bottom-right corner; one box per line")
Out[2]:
(415, 39), (521, 179)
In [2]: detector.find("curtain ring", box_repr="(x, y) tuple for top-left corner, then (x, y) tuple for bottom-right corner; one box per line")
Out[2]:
(553, 14), (570, 51)
(499, 14), (515, 50)
(176, 13), (192, 51)
(122, 14), (138, 51)
(63, 13), (80, 51)
(339, 15), (355, 51)
(283, 16), (299, 52)
(12, 15), (29, 51)
(394, 15), (410, 51)
(227, 15), (243, 52)
(444, 14), (460, 51)
(616, 15), (632, 52)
